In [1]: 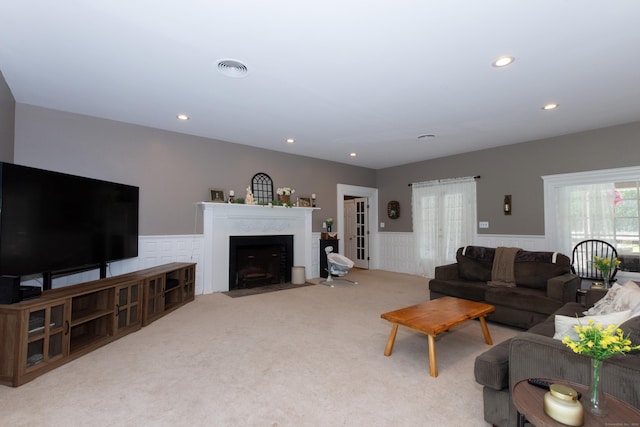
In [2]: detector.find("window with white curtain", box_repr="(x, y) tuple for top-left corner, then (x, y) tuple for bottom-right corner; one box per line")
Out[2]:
(412, 177), (477, 278)
(543, 166), (640, 275)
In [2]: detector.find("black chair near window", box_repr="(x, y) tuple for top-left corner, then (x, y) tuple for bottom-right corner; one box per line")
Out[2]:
(571, 239), (618, 282)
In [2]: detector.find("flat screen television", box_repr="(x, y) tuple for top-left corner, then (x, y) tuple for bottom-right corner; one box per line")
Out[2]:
(0, 162), (139, 290)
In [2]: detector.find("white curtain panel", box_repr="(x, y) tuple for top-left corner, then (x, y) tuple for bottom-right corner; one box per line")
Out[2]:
(412, 177), (477, 278)
(556, 182), (616, 255)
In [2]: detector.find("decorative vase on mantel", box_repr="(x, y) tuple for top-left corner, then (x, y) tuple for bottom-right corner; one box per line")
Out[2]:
(279, 194), (290, 204)
(586, 358), (607, 416)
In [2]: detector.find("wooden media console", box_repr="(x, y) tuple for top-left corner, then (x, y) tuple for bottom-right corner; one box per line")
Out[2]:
(0, 262), (196, 387)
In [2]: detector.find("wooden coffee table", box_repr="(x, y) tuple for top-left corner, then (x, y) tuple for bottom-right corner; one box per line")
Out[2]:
(381, 296), (495, 377)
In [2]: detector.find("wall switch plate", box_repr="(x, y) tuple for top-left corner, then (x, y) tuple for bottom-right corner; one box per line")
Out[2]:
(380, 222), (385, 228)
(479, 221), (489, 229)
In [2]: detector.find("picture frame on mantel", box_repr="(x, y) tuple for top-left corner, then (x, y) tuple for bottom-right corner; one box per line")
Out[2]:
(209, 188), (225, 203)
(298, 197), (312, 207)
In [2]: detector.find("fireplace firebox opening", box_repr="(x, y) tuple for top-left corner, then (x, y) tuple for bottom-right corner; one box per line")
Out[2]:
(229, 235), (293, 290)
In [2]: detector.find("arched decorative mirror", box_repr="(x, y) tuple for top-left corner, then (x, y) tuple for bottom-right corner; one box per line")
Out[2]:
(251, 172), (274, 204)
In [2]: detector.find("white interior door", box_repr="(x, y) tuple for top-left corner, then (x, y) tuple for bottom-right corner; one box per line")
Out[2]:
(344, 200), (356, 262)
(343, 197), (369, 269)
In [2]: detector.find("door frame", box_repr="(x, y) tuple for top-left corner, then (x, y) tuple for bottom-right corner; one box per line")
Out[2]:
(336, 184), (379, 270)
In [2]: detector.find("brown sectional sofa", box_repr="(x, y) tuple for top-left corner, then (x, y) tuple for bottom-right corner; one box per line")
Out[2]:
(474, 290), (640, 426)
(428, 246), (581, 329)
(430, 246), (640, 425)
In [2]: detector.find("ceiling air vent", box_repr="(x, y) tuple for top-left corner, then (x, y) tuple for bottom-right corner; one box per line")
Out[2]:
(216, 59), (249, 78)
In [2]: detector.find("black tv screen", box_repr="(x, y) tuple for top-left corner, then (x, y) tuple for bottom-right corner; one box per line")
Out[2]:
(0, 162), (139, 278)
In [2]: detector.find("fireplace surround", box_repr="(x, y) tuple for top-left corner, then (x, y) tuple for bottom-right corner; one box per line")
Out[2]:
(198, 203), (316, 293)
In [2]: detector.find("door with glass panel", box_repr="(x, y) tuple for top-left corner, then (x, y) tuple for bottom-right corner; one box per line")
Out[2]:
(344, 197), (369, 269)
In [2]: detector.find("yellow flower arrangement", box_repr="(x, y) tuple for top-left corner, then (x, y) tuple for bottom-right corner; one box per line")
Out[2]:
(562, 319), (639, 415)
(562, 319), (640, 360)
(593, 255), (621, 280)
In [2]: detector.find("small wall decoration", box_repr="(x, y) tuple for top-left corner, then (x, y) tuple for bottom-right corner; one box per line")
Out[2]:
(504, 195), (512, 215)
(209, 188), (225, 203)
(387, 201), (400, 219)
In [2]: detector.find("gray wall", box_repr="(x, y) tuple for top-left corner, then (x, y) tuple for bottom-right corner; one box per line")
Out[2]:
(8, 100), (640, 238)
(13, 104), (376, 235)
(376, 121), (640, 235)
(0, 70), (15, 162)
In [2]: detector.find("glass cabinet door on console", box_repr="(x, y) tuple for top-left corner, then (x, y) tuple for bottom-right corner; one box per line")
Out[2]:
(115, 280), (142, 334)
(25, 301), (69, 373)
(182, 265), (195, 302)
(164, 271), (183, 311)
(143, 275), (165, 325)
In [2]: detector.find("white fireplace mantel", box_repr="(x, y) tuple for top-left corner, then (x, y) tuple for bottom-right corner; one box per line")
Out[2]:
(198, 202), (318, 293)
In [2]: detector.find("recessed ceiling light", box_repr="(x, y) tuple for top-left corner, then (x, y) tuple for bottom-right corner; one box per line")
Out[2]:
(286, 138), (295, 144)
(542, 103), (559, 110)
(417, 134), (436, 140)
(176, 114), (189, 121)
(492, 56), (515, 68)
(216, 59), (249, 78)
(349, 152), (357, 157)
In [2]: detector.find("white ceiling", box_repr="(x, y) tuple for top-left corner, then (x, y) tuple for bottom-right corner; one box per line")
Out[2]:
(1, 1), (639, 169)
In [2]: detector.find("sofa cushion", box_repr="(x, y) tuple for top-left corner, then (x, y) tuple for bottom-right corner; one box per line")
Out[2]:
(428, 278), (487, 302)
(456, 247), (493, 281)
(484, 286), (562, 316)
(526, 302), (585, 336)
(456, 246), (571, 289)
(514, 253), (571, 290)
(619, 315), (640, 354)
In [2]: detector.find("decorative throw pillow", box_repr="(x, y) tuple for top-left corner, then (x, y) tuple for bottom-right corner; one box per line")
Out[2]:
(583, 284), (623, 315)
(583, 281), (640, 316)
(553, 310), (632, 341)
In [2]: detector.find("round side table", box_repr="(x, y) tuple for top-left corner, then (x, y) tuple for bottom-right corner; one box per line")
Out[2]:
(513, 378), (640, 427)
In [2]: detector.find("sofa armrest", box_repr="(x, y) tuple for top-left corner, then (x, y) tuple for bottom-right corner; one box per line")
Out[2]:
(585, 288), (607, 309)
(509, 332), (588, 389)
(509, 332), (640, 403)
(433, 263), (460, 280)
(546, 272), (580, 302)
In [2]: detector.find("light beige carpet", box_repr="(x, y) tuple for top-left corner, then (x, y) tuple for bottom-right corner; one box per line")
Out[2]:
(0, 270), (518, 426)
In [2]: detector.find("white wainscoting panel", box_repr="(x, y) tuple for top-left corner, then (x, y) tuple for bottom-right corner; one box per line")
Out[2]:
(377, 232), (418, 275)
(33, 235), (204, 293)
(375, 233), (548, 276)
(111, 234), (204, 294)
(311, 232), (321, 278)
(23, 232), (548, 292)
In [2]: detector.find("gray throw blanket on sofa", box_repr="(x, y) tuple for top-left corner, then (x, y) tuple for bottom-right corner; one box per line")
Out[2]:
(487, 246), (521, 287)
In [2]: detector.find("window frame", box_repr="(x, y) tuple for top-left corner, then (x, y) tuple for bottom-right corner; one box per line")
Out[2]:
(543, 166), (640, 280)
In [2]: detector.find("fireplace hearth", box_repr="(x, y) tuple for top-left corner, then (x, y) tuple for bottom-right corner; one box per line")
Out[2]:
(229, 235), (293, 291)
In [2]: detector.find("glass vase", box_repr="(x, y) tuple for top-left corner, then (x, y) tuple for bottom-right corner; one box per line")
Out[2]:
(603, 276), (611, 289)
(586, 358), (608, 416)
